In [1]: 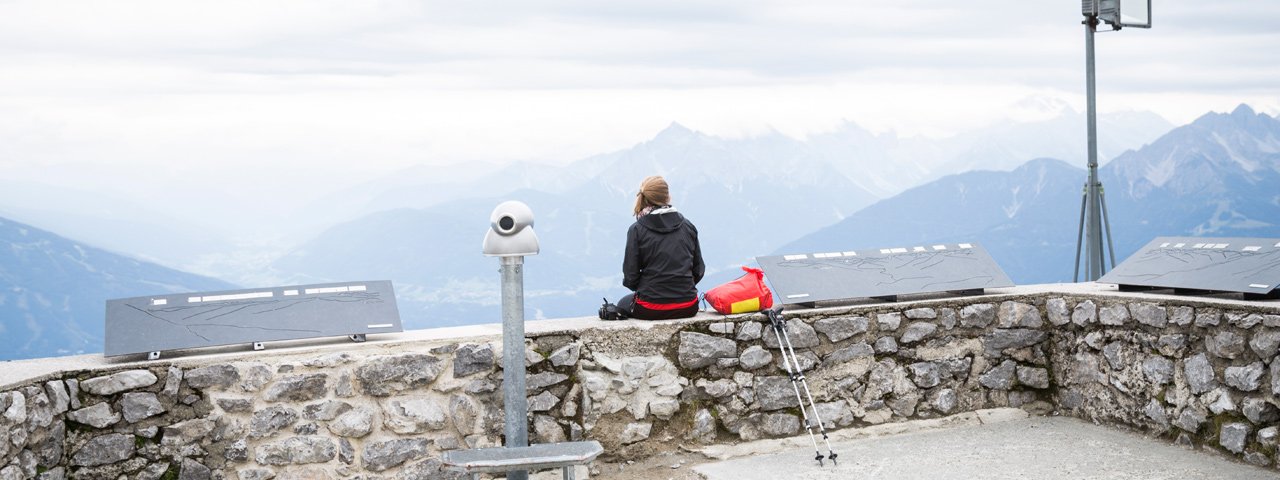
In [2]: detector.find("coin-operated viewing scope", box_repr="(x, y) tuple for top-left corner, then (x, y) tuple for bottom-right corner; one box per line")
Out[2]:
(481, 200), (540, 479)
(482, 200), (539, 257)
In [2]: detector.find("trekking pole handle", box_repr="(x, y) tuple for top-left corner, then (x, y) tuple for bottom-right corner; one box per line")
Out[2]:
(764, 305), (786, 328)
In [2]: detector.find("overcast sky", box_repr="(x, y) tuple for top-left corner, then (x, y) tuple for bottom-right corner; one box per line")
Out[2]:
(1, 0), (1277, 206)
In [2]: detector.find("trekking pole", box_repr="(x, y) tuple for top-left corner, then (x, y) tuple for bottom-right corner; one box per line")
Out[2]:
(764, 306), (838, 466)
(764, 307), (823, 465)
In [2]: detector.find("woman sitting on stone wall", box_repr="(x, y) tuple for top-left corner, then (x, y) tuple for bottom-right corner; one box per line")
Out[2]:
(613, 175), (705, 320)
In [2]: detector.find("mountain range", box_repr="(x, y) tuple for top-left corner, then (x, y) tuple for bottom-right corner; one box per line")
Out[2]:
(9, 104), (1276, 360)
(273, 123), (881, 324)
(287, 107), (1171, 225)
(271, 109), (1177, 327)
(0, 180), (234, 269)
(0, 217), (236, 360)
(0, 106), (1171, 280)
(780, 104), (1280, 283)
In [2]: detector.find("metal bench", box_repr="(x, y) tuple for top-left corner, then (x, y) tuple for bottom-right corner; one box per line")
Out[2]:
(441, 441), (603, 480)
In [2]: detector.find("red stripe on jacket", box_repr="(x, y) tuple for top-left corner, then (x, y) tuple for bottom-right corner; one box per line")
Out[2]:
(636, 297), (698, 311)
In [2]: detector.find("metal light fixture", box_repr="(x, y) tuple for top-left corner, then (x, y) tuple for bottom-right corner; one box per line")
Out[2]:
(1073, 0), (1151, 282)
(1090, 0), (1152, 30)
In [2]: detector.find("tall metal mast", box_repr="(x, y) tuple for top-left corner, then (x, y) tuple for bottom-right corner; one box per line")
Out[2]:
(1073, 0), (1150, 282)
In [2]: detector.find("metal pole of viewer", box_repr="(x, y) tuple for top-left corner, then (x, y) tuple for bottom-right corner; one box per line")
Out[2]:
(500, 255), (529, 480)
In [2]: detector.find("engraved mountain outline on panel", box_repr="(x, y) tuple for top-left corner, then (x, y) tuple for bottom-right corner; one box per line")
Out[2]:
(1100, 237), (1280, 294)
(125, 290), (384, 342)
(758, 243), (1013, 304)
(105, 281), (401, 357)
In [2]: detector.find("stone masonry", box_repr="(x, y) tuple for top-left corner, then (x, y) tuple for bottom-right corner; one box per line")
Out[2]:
(0, 291), (1278, 478)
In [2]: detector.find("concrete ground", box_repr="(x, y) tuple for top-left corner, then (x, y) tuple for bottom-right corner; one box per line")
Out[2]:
(692, 412), (1276, 480)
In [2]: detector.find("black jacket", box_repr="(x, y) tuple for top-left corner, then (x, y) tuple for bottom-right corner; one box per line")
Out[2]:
(623, 206), (705, 302)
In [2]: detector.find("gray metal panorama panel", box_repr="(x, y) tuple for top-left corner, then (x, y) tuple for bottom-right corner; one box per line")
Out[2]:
(757, 243), (1014, 305)
(1099, 237), (1280, 295)
(105, 280), (402, 357)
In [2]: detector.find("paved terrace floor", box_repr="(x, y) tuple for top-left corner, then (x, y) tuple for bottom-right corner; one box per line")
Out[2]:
(689, 410), (1277, 480)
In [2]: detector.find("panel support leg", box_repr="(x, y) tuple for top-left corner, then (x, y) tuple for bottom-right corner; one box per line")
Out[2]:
(253, 342), (265, 351)
(148, 351), (161, 361)
(1072, 185), (1087, 282)
(1243, 290), (1280, 301)
(349, 334), (367, 343)
(1117, 284), (1152, 292)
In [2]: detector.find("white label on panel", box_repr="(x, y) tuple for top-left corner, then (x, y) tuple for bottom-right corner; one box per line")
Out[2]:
(842, 251), (857, 256)
(188, 297), (202, 303)
(1193, 243), (1205, 248)
(891, 248), (908, 254)
(1174, 243), (1185, 248)
(1243, 246), (1262, 252)
(151, 299), (167, 306)
(786, 293), (810, 299)
(783, 255), (808, 261)
(202, 291), (273, 302)
(349, 285), (367, 292)
(283, 290), (299, 296)
(305, 286), (349, 295)
(879, 249), (892, 254)
(367, 323), (393, 328)
(1214, 243), (1229, 249)
(959, 243), (973, 249)
(933, 245), (947, 250)
(1159, 242), (1170, 248)
(1249, 284), (1270, 289)
(913, 246), (926, 252)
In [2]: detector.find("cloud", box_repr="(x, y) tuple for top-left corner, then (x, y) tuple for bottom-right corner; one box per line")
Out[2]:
(0, 0), (1275, 186)
(0, 1), (421, 52)
(1, 0), (1271, 94)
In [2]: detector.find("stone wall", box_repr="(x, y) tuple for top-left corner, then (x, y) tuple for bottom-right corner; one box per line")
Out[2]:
(0, 290), (1277, 479)
(1048, 298), (1280, 467)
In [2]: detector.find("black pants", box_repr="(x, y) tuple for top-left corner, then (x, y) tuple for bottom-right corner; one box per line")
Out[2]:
(617, 293), (699, 320)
